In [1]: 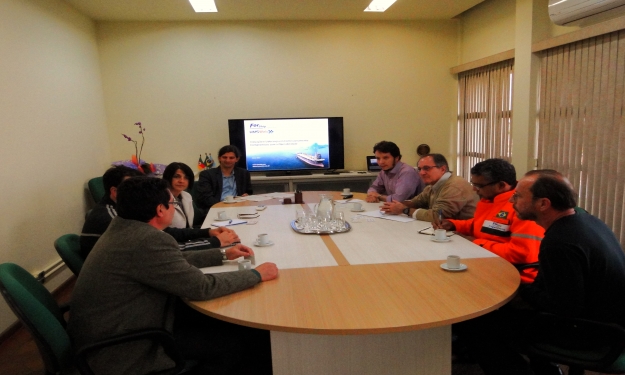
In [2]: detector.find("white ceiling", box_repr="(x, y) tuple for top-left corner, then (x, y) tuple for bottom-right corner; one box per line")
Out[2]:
(61, 0), (484, 22)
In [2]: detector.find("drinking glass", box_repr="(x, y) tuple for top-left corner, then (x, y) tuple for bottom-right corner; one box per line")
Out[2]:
(304, 213), (317, 233)
(295, 209), (305, 229)
(334, 211), (345, 231)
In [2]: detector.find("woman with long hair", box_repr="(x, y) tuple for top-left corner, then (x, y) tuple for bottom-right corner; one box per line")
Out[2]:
(162, 162), (196, 228)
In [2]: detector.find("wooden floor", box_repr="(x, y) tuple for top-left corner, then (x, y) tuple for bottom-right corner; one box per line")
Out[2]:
(0, 277), (604, 375)
(0, 277), (74, 375)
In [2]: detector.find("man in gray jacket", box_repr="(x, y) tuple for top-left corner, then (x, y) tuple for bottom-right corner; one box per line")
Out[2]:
(68, 177), (278, 374)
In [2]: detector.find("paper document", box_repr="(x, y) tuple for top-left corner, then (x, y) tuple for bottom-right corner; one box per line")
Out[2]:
(239, 195), (275, 202)
(418, 227), (455, 236)
(358, 210), (415, 223)
(211, 219), (248, 227)
(336, 198), (365, 204)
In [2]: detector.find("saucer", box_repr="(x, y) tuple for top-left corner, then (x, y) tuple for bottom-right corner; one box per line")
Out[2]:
(223, 200), (238, 204)
(214, 217), (231, 221)
(440, 263), (467, 272)
(350, 208), (365, 212)
(253, 240), (274, 247)
(431, 237), (451, 243)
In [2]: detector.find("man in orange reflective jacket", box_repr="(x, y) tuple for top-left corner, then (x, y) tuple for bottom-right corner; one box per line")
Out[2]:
(434, 158), (543, 283)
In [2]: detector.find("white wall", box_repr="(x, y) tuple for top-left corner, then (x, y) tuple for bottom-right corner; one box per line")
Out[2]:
(97, 20), (460, 170)
(0, 0), (110, 333)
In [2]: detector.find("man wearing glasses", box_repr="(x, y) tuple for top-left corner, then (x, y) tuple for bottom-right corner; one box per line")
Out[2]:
(453, 170), (625, 375)
(80, 166), (239, 258)
(69, 177), (277, 375)
(432, 158), (544, 283)
(381, 153), (477, 221)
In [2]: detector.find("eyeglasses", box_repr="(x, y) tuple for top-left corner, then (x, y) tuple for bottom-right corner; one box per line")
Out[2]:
(510, 192), (520, 201)
(417, 165), (440, 172)
(470, 181), (499, 189)
(167, 201), (180, 207)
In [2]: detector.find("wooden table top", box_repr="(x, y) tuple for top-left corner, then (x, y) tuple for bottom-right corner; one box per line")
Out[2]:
(187, 191), (520, 335)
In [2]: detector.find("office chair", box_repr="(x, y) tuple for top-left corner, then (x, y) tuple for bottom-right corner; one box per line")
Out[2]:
(519, 312), (625, 375)
(87, 177), (105, 203)
(0, 263), (190, 375)
(54, 234), (84, 276)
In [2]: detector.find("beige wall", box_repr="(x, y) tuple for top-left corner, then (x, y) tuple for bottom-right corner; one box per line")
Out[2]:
(0, 0), (110, 333)
(458, 0), (582, 65)
(458, 0), (516, 64)
(97, 20), (460, 171)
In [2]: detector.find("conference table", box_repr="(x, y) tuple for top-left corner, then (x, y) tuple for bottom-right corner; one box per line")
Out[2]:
(188, 191), (520, 375)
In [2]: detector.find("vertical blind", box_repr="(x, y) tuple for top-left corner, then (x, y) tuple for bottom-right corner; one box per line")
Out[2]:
(457, 60), (515, 179)
(537, 29), (625, 247)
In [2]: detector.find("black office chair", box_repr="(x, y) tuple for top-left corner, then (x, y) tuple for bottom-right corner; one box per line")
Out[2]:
(0, 262), (191, 375)
(519, 312), (625, 375)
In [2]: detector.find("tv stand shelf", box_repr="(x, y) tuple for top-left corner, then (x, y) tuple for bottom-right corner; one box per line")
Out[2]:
(251, 172), (378, 194)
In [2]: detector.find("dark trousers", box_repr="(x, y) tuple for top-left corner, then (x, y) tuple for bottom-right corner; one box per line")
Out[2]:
(174, 300), (273, 375)
(453, 304), (538, 375)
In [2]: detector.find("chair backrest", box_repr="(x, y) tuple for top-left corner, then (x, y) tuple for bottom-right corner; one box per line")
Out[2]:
(0, 263), (74, 374)
(87, 177), (105, 203)
(54, 234), (84, 276)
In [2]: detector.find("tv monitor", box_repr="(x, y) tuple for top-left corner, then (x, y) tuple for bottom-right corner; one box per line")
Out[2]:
(228, 117), (345, 176)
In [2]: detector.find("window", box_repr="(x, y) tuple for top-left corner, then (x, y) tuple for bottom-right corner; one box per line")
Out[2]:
(537, 29), (625, 246)
(457, 60), (514, 179)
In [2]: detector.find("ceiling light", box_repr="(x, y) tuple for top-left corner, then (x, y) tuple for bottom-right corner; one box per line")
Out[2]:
(189, 0), (218, 12)
(364, 0), (397, 12)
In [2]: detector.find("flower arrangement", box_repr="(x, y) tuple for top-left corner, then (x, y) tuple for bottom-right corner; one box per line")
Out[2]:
(113, 121), (166, 175)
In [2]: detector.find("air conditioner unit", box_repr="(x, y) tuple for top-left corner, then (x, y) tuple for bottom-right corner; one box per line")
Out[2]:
(549, 0), (625, 25)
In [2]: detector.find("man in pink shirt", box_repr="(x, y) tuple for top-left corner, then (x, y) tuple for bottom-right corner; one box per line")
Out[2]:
(366, 141), (423, 203)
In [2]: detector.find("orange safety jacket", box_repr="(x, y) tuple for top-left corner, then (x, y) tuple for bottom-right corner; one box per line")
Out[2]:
(448, 189), (544, 283)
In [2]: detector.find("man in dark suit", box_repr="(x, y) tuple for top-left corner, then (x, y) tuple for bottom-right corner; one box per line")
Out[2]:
(196, 145), (253, 211)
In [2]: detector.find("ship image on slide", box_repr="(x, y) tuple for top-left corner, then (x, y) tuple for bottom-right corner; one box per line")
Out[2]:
(296, 148), (325, 168)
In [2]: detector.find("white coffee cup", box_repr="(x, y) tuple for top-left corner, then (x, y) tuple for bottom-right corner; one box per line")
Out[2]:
(343, 188), (351, 195)
(352, 202), (362, 211)
(241, 206), (257, 215)
(238, 259), (252, 271)
(447, 255), (461, 270)
(434, 229), (447, 241)
(217, 211), (228, 220)
(224, 195), (234, 202)
(257, 233), (270, 245)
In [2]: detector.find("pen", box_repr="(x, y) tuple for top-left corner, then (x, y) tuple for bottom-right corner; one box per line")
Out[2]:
(438, 210), (443, 222)
(228, 219), (232, 225)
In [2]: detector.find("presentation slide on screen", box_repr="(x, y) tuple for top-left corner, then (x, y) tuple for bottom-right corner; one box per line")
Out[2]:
(244, 118), (330, 171)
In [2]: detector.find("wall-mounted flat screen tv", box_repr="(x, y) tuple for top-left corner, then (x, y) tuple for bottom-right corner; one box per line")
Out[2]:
(228, 117), (344, 176)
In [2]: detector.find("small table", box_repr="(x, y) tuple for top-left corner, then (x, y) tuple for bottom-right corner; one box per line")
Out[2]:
(188, 192), (519, 375)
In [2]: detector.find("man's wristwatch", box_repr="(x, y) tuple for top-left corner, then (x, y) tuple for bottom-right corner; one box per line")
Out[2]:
(220, 248), (227, 260)
(402, 207), (411, 216)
